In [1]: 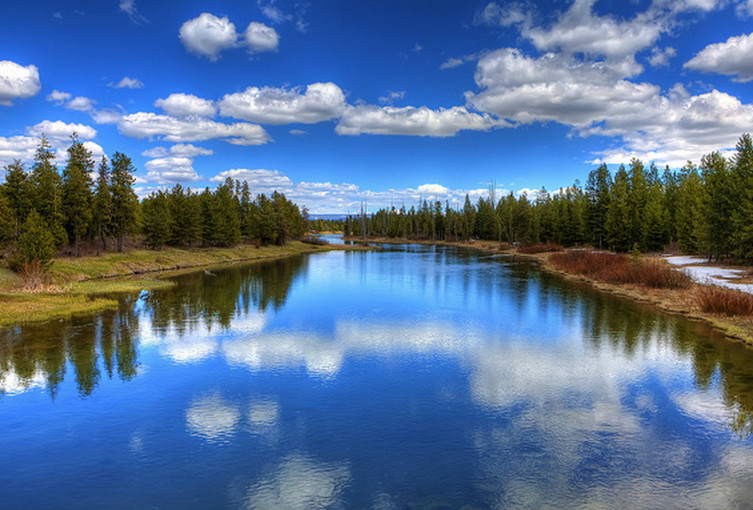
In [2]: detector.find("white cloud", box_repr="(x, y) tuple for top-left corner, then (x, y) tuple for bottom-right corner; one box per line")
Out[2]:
(440, 57), (464, 70)
(142, 143), (213, 158)
(145, 156), (200, 183)
(179, 13), (239, 61)
(244, 22), (279, 53)
(737, 0), (753, 16)
(47, 90), (96, 112)
(417, 183), (449, 195)
(524, 0), (663, 62)
(118, 112), (271, 145)
(648, 46), (676, 67)
(467, 49), (658, 127)
(219, 82), (346, 124)
(0, 135), (38, 168)
(475, 2), (529, 27)
(155, 93), (217, 117)
(119, 0), (147, 24)
(336, 104), (500, 137)
(378, 90), (405, 105)
(0, 60), (41, 106)
(46, 90), (71, 102)
(27, 120), (97, 141)
(109, 76), (144, 89)
(684, 31), (753, 82)
(210, 168), (293, 190)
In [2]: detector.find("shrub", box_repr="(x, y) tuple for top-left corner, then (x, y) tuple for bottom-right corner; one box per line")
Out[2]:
(696, 286), (753, 316)
(11, 211), (56, 271)
(301, 236), (329, 246)
(517, 242), (563, 254)
(549, 250), (691, 289)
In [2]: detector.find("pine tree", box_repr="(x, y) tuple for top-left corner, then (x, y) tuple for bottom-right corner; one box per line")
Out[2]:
(2, 160), (32, 239)
(731, 134), (753, 261)
(585, 164), (611, 249)
(30, 135), (66, 248)
(62, 135), (94, 257)
(606, 165), (631, 252)
(627, 158), (648, 250)
(16, 210), (56, 269)
(214, 178), (241, 247)
(91, 156), (112, 255)
(142, 191), (171, 249)
(643, 181), (666, 252)
(0, 194), (14, 249)
(110, 152), (139, 253)
(675, 163), (704, 253)
(699, 151), (733, 260)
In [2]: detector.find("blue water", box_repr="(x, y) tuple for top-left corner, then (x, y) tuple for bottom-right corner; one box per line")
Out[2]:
(1, 244), (752, 509)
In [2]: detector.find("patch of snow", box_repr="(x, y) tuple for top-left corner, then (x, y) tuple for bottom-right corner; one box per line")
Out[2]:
(663, 255), (707, 266)
(662, 255), (753, 295)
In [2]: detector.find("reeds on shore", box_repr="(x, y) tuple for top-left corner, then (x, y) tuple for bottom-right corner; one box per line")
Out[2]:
(696, 285), (753, 316)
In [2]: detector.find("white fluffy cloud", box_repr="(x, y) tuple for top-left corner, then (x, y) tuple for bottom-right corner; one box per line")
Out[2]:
(143, 143), (213, 158)
(109, 76), (144, 89)
(0, 135), (38, 168)
(684, 31), (753, 82)
(244, 22), (279, 53)
(27, 120), (97, 141)
(336, 104), (499, 137)
(155, 93), (217, 117)
(47, 90), (96, 112)
(179, 13), (239, 61)
(145, 156), (200, 183)
(525, 0), (662, 62)
(648, 46), (676, 67)
(118, 112), (271, 145)
(219, 82), (346, 124)
(210, 168), (293, 191)
(0, 60), (41, 106)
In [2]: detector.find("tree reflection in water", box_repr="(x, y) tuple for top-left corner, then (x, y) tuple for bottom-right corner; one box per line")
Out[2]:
(0, 255), (306, 399)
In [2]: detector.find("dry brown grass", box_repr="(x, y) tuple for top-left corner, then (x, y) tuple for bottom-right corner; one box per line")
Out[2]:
(696, 285), (753, 316)
(549, 250), (692, 289)
(517, 242), (563, 254)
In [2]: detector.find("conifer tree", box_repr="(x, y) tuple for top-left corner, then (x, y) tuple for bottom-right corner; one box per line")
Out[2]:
(62, 135), (94, 257)
(30, 135), (66, 248)
(699, 151), (733, 260)
(627, 158), (648, 250)
(605, 166), (631, 252)
(731, 134), (753, 260)
(585, 164), (611, 249)
(110, 152), (139, 252)
(91, 156), (112, 255)
(16, 210), (56, 269)
(0, 194), (14, 249)
(2, 160), (32, 239)
(675, 163), (704, 253)
(643, 181), (667, 252)
(142, 191), (171, 249)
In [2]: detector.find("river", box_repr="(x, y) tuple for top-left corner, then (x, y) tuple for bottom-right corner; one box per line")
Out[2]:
(1, 242), (752, 509)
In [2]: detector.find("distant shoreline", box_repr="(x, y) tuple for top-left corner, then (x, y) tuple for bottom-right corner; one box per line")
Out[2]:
(344, 236), (753, 347)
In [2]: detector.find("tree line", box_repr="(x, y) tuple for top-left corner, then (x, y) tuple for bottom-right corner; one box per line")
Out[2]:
(347, 133), (753, 262)
(0, 135), (305, 270)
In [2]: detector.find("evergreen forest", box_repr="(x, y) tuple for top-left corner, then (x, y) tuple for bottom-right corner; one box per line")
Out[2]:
(346, 134), (753, 262)
(0, 135), (305, 270)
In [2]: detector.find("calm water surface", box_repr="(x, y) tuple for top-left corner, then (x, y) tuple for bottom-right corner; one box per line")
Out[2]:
(2, 243), (753, 509)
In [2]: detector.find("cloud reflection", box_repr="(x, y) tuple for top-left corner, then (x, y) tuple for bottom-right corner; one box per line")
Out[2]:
(245, 454), (350, 510)
(186, 393), (241, 442)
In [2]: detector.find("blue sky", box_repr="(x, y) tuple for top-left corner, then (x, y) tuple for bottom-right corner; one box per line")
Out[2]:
(1, 0), (752, 213)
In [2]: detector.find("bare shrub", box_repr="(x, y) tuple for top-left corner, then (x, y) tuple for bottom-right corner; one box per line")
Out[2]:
(697, 286), (753, 316)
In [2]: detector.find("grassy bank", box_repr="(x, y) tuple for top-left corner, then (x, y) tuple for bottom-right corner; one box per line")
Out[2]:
(346, 236), (753, 346)
(0, 241), (358, 329)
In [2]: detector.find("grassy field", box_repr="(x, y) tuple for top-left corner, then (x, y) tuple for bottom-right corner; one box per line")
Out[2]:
(0, 241), (355, 328)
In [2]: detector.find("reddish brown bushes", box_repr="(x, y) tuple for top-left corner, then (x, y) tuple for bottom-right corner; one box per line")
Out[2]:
(549, 250), (691, 289)
(696, 286), (753, 316)
(517, 242), (563, 254)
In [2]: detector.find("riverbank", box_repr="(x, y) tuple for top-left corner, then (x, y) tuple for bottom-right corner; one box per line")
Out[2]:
(0, 241), (364, 328)
(345, 236), (753, 346)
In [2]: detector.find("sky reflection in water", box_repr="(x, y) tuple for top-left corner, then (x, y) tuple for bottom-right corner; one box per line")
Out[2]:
(1, 245), (753, 509)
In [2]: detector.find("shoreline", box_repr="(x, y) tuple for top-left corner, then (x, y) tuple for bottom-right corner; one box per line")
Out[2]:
(344, 236), (753, 347)
(0, 241), (367, 329)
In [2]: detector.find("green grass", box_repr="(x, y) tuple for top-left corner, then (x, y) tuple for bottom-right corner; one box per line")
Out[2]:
(0, 292), (117, 329)
(0, 241), (354, 328)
